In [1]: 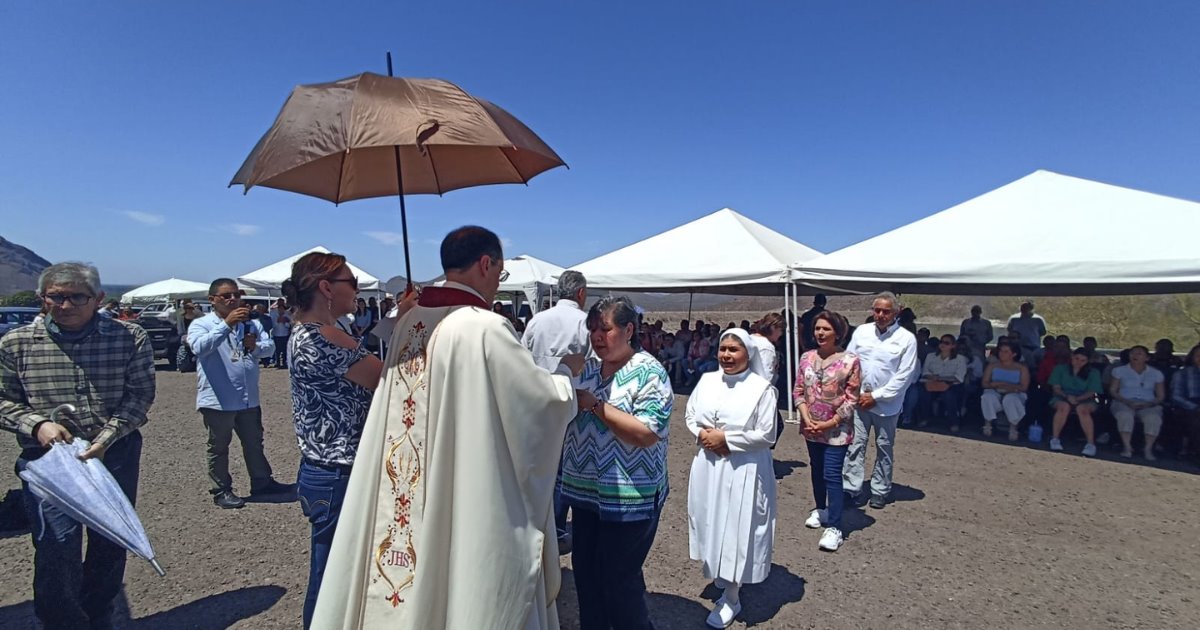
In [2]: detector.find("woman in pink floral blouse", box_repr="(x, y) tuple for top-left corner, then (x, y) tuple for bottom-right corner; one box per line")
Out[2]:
(793, 310), (861, 552)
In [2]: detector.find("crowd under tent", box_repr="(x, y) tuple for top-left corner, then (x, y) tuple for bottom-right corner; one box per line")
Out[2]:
(790, 170), (1200, 296)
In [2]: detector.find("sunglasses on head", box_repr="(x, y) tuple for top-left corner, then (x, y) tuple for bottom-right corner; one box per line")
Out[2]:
(43, 293), (94, 306)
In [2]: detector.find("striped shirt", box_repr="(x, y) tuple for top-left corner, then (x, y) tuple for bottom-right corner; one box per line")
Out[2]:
(560, 351), (673, 521)
(0, 317), (155, 450)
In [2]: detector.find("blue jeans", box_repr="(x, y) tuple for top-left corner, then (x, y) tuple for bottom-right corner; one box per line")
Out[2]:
(297, 459), (352, 629)
(17, 431), (142, 630)
(919, 384), (964, 426)
(806, 440), (847, 529)
(571, 505), (661, 630)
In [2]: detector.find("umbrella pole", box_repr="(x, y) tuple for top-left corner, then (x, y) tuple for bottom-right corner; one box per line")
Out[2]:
(387, 52), (414, 291)
(686, 291), (694, 321)
(393, 146), (413, 291)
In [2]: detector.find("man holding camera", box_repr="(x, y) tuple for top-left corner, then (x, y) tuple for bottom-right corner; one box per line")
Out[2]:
(188, 278), (291, 508)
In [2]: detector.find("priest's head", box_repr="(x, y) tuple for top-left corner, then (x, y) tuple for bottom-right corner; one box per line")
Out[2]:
(441, 225), (506, 303)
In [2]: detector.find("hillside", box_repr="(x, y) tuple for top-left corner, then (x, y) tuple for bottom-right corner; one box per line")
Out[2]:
(0, 236), (51, 294)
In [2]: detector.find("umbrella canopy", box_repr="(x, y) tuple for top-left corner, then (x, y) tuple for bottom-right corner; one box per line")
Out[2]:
(790, 170), (1200, 295)
(229, 70), (566, 286)
(18, 406), (164, 576)
(238, 246), (383, 294)
(120, 278), (211, 303)
(229, 72), (566, 202)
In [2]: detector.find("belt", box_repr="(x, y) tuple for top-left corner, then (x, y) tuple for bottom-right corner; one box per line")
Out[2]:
(302, 458), (353, 473)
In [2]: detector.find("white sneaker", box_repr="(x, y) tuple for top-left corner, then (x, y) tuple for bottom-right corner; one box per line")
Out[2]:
(819, 527), (844, 551)
(804, 508), (826, 529)
(706, 599), (742, 628)
(1049, 438), (1063, 452)
(1081, 443), (1097, 457)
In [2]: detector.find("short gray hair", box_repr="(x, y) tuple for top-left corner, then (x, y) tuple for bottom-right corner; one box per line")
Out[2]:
(557, 270), (587, 299)
(38, 262), (102, 296)
(872, 291), (901, 311)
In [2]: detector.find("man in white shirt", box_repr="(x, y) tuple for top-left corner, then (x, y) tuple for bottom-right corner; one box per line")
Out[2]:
(1108, 345), (1166, 460)
(522, 271), (590, 371)
(522, 270), (590, 554)
(844, 292), (918, 510)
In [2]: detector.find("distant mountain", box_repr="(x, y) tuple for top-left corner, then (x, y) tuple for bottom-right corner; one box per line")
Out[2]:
(0, 236), (51, 295)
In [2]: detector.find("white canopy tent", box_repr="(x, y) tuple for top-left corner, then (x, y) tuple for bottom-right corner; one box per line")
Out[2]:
(560, 207), (824, 423)
(425, 254), (564, 315)
(564, 207), (822, 295)
(238, 246), (384, 295)
(791, 170), (1200, 296)
(120, 278), (212, 303)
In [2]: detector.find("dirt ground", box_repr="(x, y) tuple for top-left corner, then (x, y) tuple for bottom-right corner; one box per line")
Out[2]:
(2, 367), (1199, 629)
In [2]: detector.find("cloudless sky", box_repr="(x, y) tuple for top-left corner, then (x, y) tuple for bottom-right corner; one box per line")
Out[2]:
(2, 1), (1198, 285)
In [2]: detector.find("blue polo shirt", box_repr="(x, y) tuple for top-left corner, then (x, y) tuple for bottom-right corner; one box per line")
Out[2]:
(186, 312), (275, 411)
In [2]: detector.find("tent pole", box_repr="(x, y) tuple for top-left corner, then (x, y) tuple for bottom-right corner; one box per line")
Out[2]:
(686, 291), (694, 321)
(787, 282), (796, 420)
(785, 283), (795, 423)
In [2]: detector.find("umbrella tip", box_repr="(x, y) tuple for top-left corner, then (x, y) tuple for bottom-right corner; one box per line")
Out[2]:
(151, 558), (166, 577)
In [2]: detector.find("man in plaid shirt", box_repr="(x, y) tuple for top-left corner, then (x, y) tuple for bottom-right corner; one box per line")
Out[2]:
(0, 262), (155, 630)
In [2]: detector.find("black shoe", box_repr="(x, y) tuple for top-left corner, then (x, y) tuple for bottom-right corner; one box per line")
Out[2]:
(868, 494), (887, 510)
(251, 480), (297, 498)
(843, 491), (860, 507)
(557, 534), (573, 556)
(214, 490), (245, 509)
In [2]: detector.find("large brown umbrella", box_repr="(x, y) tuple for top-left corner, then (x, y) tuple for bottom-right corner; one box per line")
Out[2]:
(229, 70), (566, 283)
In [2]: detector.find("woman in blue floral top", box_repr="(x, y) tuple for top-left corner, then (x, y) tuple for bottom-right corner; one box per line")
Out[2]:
(560, 296), (673, 630)
(283, 251), (387, 629)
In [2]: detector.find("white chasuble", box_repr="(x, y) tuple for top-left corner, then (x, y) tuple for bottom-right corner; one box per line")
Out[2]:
(312, 294), (577, 630)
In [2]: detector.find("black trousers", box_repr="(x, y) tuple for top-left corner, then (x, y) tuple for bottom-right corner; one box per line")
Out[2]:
(571, 505), (661, 630)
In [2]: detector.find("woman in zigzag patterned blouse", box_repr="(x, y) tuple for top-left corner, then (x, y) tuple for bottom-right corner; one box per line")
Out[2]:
(560, 295), (673, 630)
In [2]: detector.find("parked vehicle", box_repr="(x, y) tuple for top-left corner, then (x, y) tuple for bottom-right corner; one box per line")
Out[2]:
(0, 307), (40, 337)
(136, 314), (181, 368)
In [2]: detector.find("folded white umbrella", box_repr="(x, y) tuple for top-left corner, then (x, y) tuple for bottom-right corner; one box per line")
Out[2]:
(18, 405), (164, 576)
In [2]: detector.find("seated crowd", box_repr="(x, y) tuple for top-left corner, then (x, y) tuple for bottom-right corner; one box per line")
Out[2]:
(644, 298), (1199, 467)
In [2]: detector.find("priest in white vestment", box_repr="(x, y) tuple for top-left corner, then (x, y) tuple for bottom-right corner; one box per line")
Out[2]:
(686, 328), (777, 629)
(312, 226), (584, 630)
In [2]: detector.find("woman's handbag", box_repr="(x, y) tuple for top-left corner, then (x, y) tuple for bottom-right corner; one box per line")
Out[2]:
(924, 379), (950, 393)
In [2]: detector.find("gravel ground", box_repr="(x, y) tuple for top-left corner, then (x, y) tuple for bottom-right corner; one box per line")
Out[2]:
(1, 367), (1199, 629)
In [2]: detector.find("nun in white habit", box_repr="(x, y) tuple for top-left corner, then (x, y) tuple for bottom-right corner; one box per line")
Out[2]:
(686, 327), (778, 629)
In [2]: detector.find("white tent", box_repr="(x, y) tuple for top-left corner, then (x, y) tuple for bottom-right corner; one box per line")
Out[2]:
(238, 246), (383, 295)
(120, 278), (212, 303)
(564, 207), (822, 295)
(425, 254), (564, 314)
(498, 255), (564, 313)
(791, 170), (1200, 296)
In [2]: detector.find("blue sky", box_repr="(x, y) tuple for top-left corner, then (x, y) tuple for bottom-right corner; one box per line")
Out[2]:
(2, 2), (1198, 285)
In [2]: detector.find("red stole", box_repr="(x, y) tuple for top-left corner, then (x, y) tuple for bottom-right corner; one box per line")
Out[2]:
(417, 285), (488, 310)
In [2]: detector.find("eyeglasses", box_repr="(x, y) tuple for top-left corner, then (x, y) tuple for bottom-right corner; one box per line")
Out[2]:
(43, 293), (94, 306)
(328, 276), (359, 291)
(211, 291), (244, 300)
(872, 307), (893, 314)
(498, 270), (510, 282)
